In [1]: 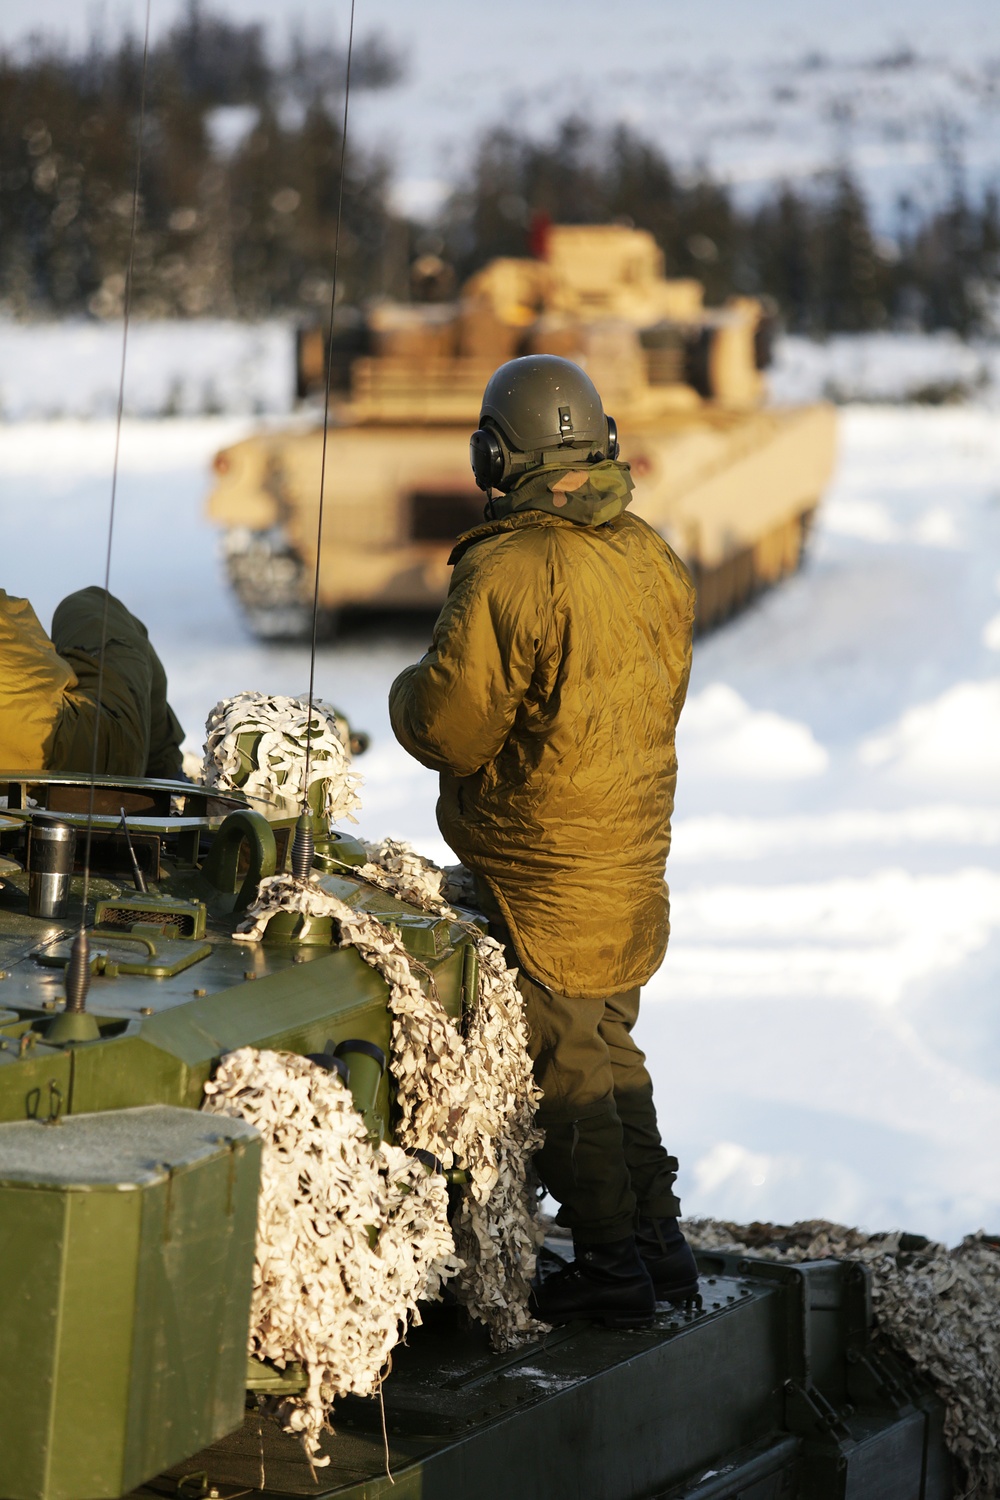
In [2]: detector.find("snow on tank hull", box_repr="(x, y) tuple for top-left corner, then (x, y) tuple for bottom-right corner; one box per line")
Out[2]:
(206, 225), (837, 638)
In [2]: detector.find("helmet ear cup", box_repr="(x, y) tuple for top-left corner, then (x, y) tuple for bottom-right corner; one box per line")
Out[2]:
(606, 415), (620, 462)
(469, 427), (506, 491)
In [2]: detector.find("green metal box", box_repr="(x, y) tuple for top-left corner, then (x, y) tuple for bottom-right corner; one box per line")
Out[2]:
(0, 1106), (261, 1500)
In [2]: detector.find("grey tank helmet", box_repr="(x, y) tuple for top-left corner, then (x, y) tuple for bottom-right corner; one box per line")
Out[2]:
(469, 355), (619, 493)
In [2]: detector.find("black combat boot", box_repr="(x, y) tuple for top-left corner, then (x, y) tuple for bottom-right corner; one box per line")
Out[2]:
(635, 1216), (700, 1304)
(531, 1235), (656, 1329)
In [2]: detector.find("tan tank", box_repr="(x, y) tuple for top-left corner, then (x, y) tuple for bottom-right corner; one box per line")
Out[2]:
(206, 225), (837, 637)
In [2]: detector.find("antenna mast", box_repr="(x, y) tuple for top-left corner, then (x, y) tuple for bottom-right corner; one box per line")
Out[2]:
(291, 0), (358, 881)
(57, 0), (153, 1036)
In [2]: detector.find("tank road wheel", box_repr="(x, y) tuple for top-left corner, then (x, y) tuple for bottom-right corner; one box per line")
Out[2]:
(693, 547), (756, 632)
(243, 601), (340, 644)
(221, 526), (339, 642)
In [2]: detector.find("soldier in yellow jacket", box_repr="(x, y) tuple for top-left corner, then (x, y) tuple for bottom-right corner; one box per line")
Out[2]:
(390, 356), (699, 1327)
(0, 586), (184, 778)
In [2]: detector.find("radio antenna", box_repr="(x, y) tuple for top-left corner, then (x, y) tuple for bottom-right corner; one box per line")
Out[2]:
(62, 0), (153, 1028)
(291, 0), (358, 881)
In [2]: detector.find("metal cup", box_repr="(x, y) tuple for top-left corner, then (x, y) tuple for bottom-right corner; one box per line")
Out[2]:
(27, 817), (77, 921)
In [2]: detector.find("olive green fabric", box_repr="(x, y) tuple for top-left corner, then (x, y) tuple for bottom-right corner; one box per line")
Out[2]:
(49, 588), (184, 778)
(389, 484), (695, 999)
(0, 587), (184, 778)
(0, 591), (78, 768)
(516, 973), (682, 1241)
(483, 887), (681, 1241)
(489, 457), (635, 527)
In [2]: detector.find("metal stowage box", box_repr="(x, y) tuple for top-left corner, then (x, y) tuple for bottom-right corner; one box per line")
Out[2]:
(0, 1105), (261, 1500)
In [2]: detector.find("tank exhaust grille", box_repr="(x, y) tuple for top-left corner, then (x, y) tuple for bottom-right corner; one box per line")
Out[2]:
(96, 903), (201, 937)
(100, 900), (193, 936)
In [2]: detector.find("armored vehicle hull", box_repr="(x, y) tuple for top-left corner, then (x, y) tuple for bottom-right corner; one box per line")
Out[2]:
(129, 1251), (952, 1500)
(0, 767), (471, 1500)
(0, 763), (953, 1500)
(207, 225), (837, 639)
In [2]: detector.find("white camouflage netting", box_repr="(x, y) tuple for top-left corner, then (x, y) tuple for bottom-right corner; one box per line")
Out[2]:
(234, 868), (545, 1338)
(685, 1219), (1000, 1496)
(346, 842), (547, 1338)
(357, 838), (453, 904)
(202, 1048), (461, 1464)
(199, 789), (543, 1458)
(202, 691), (362, 824)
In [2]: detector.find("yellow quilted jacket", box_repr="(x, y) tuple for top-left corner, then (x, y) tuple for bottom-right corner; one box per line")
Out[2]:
(389, 500), (695, 998)
(0, 591), (78, 769)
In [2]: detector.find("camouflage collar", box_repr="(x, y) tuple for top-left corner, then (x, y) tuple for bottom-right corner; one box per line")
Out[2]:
(489, 458), (634, 528)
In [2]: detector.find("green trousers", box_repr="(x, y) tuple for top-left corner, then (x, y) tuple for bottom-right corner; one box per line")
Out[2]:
(477, 880), (681, 1244)
(47, 588), (185, 780)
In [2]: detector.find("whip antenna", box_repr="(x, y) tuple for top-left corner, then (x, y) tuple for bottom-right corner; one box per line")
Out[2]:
(62, 0), (153, 1026)
(291, 0), (358, 882)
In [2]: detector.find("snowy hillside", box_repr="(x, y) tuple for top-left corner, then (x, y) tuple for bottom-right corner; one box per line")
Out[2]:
(0, 401), (997, 1245)
(353, 26), (1000, 227)
(4, 0), (1000, 234)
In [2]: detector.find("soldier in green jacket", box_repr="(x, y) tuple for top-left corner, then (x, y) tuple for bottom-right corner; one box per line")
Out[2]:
(390, 356), (699, 1327)
(0, 586), (184, 779)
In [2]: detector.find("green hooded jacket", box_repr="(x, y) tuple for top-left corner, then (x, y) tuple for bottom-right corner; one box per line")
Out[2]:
(0, 591), (78, 769)
(0, 587), (184, 778)
(389, 462), (695, 999)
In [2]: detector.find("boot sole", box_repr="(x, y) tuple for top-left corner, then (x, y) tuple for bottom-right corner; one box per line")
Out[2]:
(542, 1309), (655, 1331)
(655, 1282), (701, 1307)
(596, 1311), (656, 1329)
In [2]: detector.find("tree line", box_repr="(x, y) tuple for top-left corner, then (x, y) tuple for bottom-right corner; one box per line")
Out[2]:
(2, 5), (998, 335)
(443, 119), (1000, 338)
(0, 2), (402, 318)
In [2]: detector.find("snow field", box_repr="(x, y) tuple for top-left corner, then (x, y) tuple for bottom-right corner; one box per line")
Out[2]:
(769, 334), (1000, 409)
(0, 320), (295, 421)
(3, 319), (1000, 421)
(0, 403), (998, 1242)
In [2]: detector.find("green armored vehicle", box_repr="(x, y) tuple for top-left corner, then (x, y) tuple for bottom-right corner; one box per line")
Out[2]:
(0, 753), (955, 1500)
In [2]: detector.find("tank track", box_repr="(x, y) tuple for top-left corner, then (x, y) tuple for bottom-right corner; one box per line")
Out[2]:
(221, 526), (336, 641)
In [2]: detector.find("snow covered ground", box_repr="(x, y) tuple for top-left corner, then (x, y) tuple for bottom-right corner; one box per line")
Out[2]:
(0, 320), (295, 422)
(4, 318), (999, 420)
(0, 401), (998, 1245)
(770, 333), (1000, 407)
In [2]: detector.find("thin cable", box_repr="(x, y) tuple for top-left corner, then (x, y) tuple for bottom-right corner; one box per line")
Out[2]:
(78, 0), (152, 926)
(301, 0), (357, 808)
